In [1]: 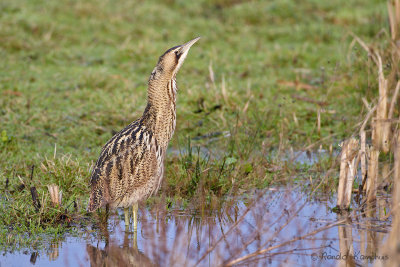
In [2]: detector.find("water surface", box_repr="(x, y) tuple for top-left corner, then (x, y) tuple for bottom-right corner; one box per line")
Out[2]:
(1, 188), (391, 267)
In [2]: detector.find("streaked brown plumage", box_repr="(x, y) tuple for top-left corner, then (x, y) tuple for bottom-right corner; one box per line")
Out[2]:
(87, 38), (200, 227)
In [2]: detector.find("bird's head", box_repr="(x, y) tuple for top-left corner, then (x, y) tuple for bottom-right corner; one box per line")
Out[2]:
(150, 37), (200, 81)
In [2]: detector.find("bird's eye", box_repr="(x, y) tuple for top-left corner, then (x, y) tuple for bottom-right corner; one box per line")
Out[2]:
(174, 50), (180, 57)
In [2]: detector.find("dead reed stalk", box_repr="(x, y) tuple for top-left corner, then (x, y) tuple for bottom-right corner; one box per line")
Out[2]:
(360, 130), (367, 190)
(372, 54), (390, 153)
(375, 2), (400, 263)
(376, 131), (400, 267)
(351, 34), (396, 154)
(337, 138), (359, 209)
(388, 0), (400, 41)
(351, 13), (400, 201)
(387, 131), (400, 263)
(366, 146), (379, 203)
(47, 184), (62, 207)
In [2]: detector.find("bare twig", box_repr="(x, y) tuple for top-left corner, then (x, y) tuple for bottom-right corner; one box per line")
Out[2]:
(350, 33), (378, 65)
(224, 220), (346, 266)
(30, 187), (41, 211)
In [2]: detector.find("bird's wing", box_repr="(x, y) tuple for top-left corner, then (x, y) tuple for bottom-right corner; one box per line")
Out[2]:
(87, 121), (158, 211)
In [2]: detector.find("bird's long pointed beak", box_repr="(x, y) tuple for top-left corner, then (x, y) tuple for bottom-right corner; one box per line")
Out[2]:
(173, 37), (200, 75)
(179, 37), (201, 55)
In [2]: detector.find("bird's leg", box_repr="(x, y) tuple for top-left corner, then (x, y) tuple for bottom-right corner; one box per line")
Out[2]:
(132, 203), (138, 232)
(124, 207), (130, 229)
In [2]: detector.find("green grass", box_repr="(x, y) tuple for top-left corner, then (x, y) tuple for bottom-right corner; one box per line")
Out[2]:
(0, 0), (388, 249)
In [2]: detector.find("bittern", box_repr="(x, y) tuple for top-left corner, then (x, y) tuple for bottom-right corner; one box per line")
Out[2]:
(87, 37), (200, 231)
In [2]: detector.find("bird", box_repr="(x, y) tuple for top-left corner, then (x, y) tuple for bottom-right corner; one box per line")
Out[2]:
(87, 37), (200, 231)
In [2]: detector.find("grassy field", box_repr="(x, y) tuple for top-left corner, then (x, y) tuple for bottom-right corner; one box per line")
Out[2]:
(0, 0), (388, 249)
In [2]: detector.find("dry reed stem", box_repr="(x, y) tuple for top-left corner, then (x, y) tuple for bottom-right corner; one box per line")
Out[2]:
(366, 146), (379, 203)
(376, 1), (400, 262)
(362, 97), (371, 111)
(388, 80), (400, 119)
(351, 33), (379, 65)
(388, 1), (396, 40)
(360, 101), (378, 133)
(390, 131), (400, 256)
(388, 0), (400, 41)
(47, 184), (62, 207)
(352, 33), (393, 153)
(376, 131), (400, 267)
(345, 154), (358, 207)
(360, 130), (367, 191)
(374, 53), (390, 153)
(337, 138), (359, 209)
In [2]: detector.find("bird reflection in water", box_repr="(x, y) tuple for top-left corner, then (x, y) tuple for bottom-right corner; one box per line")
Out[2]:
(86, 225), (154, 267)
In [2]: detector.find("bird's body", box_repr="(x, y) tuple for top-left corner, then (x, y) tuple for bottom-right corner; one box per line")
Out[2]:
(87, 38), (200, 227)
(87, 119), (163, 211)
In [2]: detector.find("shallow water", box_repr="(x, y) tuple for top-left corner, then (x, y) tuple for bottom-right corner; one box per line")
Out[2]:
(1, 188), (391, 267)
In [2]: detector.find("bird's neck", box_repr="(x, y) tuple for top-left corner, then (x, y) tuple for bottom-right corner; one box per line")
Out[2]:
(141, 78), (177, 148)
